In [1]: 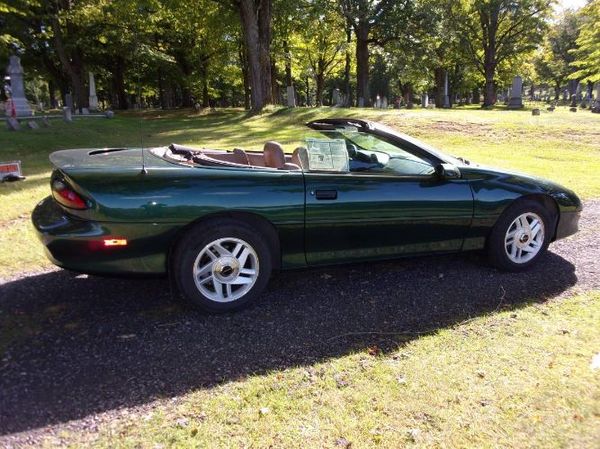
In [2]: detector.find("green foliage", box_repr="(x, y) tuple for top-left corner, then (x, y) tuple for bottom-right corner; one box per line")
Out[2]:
(0, 0), (594, 110)
(569, 0), (600, 83)
(534, 9), (581, 90)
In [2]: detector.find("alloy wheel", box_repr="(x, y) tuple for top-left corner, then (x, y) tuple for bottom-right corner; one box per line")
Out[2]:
(192, 237), (259, 302)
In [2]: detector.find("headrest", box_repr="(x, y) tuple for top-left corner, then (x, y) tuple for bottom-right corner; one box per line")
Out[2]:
(292, 146), (309, 170)
(263, 141), (286, 168)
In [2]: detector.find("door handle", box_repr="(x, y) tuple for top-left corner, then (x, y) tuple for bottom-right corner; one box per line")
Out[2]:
(315, 189), (337, 200)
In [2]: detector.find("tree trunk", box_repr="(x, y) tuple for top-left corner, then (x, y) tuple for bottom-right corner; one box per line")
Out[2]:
(472, 87), (480, 105)
(270, 60), (279, 104)
(112, 57), (128, 110)
(343, 20), (353, 106)
(238, 0), (266, 112)
(48, 80), (57, 108)
(283, 40), (292, 86)
(405, 84), (414, 108)
(478, 3), (499, 107)
(434, 68), (444, 107)
(305, 76), (310, 106)
(483, 68), (496, 107)
(51, 16), (87, 111)
(257, 0), (273, 105)
(239, 44), (251, 110)
(315, 71), (324, 106)
(202, 78), (209, 108)
(355, 22), (370, 107)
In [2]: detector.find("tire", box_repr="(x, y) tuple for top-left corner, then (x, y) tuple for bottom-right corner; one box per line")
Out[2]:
(487, 199), (553, 272)
(172, 219), (273, 312)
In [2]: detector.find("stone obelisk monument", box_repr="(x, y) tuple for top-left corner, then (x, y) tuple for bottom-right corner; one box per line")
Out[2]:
(5, 56), (32, 117)
(88, 72), (98, 111)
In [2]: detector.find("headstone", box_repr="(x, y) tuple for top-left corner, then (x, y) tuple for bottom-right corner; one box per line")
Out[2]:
(63, 106), (72, 122)
(531, 109), (540, 116)
(81, 107), (90, 115)
(4, 56), (32, 117)
(42, 116), (51, 127)
(375, 95), (381, 108)
(331, 89), (340, 107)
(592, 83), (600, 113)
(88, 72), (98, 111)
(563, 90), (568, 101)
(65, 93), (73, 112)
(105, 110), (114, 119)
(571, 80), (581, 108)
(442, 72), (450, 108)
(6, 117), (20, 131)
(27, 120), (39, 129)
(507, 76), (524, 109)
(575, 82), (582, 101)
(421, 93), (428, 108)
(358, 97), (364, 107)
(381, 96), (388, 108)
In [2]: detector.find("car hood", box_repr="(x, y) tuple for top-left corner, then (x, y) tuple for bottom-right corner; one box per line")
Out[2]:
(461, 164), (582, 210)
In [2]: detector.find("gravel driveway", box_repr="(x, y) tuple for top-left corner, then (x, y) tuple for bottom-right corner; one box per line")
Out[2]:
(1, 201), (598, 446)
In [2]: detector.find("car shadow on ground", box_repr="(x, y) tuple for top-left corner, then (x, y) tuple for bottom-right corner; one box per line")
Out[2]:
(0, 251), (577, 435)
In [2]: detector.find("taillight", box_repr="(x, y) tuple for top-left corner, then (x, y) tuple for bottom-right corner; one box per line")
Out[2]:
(52, 179), (88, 209)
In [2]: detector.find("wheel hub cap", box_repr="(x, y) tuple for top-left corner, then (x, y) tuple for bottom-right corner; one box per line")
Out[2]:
(213, 256), (240, 281)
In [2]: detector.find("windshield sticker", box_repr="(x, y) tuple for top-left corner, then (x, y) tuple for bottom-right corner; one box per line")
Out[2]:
(305, 138), (349, 172)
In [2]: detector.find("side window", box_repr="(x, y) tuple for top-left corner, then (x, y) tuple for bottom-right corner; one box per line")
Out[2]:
(345, 133), (434, 176)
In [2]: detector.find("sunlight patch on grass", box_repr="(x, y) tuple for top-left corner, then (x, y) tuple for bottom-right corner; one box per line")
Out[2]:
(64, 291), (600, 448)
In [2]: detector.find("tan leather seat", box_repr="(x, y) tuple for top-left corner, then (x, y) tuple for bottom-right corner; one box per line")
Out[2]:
(232, 148), (250, 165)
(263, 141), (286, 169)
(291, 147), (309, 170)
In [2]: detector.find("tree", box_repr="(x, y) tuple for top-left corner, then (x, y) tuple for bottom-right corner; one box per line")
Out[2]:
(339, 0), (412, 106)
(455, 0), (551, 107)
(534, 9), (581, 100)
(569, 0), (600, 83)
(297, 0), (346, 106)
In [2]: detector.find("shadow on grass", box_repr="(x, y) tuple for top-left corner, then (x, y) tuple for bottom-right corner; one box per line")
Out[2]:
(0, 250), (577, 435)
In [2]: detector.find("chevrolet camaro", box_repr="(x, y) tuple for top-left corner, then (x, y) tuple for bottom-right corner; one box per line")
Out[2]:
(32, 118), (582, 312)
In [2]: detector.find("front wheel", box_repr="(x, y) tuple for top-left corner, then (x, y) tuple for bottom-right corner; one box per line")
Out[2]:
(172, 220), (272, 312)
(487, 200), (553, 271)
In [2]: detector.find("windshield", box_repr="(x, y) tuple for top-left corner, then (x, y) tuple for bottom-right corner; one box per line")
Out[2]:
(307, 128), (436, 176)
(372, 123), (466, 167)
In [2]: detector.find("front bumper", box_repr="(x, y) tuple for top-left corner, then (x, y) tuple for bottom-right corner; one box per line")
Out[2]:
(32, 196), (181, 275)
(555, 209), (581, 240)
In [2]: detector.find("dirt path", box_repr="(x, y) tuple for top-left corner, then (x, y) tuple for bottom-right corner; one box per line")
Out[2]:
(1, 201), (599, 448)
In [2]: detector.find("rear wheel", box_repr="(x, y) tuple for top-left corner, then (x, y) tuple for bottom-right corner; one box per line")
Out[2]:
(487, 200), (552, 271)
(173, 220), (272, 312)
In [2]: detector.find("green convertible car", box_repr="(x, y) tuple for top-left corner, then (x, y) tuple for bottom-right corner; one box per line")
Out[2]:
(32, 118), (582, 312)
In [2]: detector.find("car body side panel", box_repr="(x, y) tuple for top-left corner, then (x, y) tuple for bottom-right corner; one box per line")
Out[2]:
(44, 165), (307, 272)
(304, 172), (474, 265)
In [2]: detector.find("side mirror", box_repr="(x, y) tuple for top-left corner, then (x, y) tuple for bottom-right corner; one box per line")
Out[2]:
(435, 163), (461, 179)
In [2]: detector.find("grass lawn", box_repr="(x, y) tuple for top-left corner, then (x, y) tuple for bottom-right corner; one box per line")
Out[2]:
(53, 291), (599, 448)
(1, 106), (599, 448)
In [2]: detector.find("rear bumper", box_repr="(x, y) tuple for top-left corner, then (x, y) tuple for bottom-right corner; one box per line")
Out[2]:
(555, 209), (581, 240)
(32, 196), (180, 275)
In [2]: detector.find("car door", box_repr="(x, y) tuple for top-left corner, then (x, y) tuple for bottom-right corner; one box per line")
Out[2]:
(304, 166), (474, 266)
